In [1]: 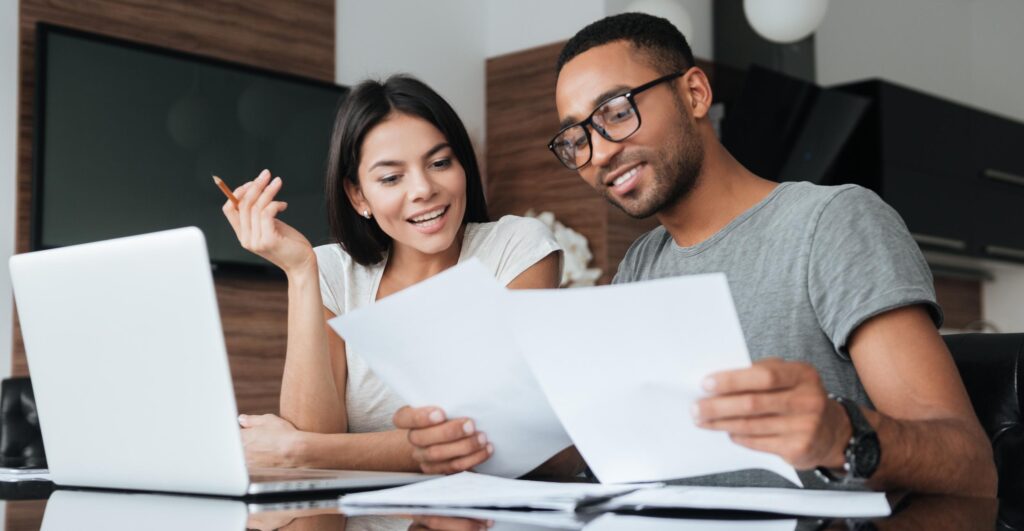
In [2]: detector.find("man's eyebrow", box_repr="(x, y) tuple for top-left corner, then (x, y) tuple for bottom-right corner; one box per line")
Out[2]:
(558, 85), (632, 130)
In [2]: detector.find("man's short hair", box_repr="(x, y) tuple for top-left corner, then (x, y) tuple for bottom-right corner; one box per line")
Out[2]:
(556, 12), (696, 75)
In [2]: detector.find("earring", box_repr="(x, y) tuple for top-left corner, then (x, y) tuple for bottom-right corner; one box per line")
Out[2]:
(362, 210), (372, 219)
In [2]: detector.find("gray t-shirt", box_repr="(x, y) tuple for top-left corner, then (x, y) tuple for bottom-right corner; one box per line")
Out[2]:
(613, 181), (941, 488)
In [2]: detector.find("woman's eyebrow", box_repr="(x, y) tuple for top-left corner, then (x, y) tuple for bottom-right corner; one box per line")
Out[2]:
(367, 159), (403, 172)
(422, 142), (450, 160)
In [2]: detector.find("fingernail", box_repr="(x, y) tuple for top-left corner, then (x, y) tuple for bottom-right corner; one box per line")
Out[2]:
(690, 403), (701, 420)
(702, 377), (716, 392)
(486, 443), (494, 454)
(237, 414), (246, 425)
(463, 420), (475, 435)
(428, 410), (444, 424)
(273, 176), (281, 185)
(261, 169), (270, 177)
(477, 433), (487, 445)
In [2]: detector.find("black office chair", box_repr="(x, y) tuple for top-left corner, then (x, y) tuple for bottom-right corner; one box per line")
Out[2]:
(0, 377), (46, 469)
(943, 333), (1023, 528)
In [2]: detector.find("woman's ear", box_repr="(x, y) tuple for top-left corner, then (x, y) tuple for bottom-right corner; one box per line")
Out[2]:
(342, 178), (370, 218)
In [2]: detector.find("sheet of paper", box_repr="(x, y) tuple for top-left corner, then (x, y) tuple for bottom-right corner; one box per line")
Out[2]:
(339, 472), (645, 512)
(328, 260), (572, 478)
(600, 485), (891, 518)
(583, 514), (796, 531)
(506, 273), (800, 485)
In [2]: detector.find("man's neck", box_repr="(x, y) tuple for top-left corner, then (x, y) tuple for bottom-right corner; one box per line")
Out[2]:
(656, 142), (778, 248)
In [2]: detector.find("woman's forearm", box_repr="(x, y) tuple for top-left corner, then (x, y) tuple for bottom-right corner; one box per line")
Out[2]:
(279, 260), (346, 433)
(294, 430), (420, 472)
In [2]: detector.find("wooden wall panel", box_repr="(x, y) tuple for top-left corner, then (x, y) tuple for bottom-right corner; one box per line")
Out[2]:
(12, 0), (334, 416)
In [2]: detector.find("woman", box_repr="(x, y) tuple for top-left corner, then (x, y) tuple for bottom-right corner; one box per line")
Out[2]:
(222, 75), (575, 475)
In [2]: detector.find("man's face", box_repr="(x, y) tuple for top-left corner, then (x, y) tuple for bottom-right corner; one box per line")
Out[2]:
(554, 41), (704, 218)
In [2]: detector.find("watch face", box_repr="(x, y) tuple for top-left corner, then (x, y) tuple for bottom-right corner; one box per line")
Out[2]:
(851, 432), (881, 478)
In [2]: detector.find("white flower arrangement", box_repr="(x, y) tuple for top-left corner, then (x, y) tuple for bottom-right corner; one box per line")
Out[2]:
(525, 210), (603, 288)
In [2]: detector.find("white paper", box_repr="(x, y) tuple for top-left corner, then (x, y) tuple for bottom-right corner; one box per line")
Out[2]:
(506, 274), (800, 485)
(601, 485), (891, 518)
(329, 259), (572, 478)
(583, 514), (797, 531)
(339, 472), (644, 512)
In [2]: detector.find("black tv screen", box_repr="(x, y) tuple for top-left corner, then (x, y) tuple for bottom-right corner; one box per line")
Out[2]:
(33, 24), (346, 269)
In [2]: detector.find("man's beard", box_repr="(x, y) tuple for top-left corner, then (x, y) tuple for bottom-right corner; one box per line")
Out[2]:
(602, 116), (704, 219)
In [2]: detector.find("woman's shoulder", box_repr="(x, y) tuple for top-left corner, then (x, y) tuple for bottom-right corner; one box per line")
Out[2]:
(313, 243), (383, 278)
(465, 214), (557, 247)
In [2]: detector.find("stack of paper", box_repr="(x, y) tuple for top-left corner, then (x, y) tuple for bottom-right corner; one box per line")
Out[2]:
(598, 485), (892, 518)
(339, 472), (644, 512)
(339, 472), (891, 519)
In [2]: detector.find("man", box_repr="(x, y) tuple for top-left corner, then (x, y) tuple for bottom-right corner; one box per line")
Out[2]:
(396, 13), (995, 495)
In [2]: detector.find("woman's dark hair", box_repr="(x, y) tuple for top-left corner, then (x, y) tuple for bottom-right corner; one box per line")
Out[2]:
(324, 75), (489, 265)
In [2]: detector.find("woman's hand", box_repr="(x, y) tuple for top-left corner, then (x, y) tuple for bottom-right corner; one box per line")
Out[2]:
(393, 406), (493, 474)
(238, 413), (307, 468)
(222, 169), (315, 276)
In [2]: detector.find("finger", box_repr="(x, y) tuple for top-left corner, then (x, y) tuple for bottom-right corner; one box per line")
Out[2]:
(447, 444), (493, 472)
(394, 406), (447, 430)
(420, 444), (492, 475)
(251, 176), (282, 242)
(699, 413), (819, 436)
(222, 182), (253, 236)
(238, 175), (268, 246)
(407, 418), (477, 447)
(694, 390), (796, 421)
(260, 201), (288, 239)
(412, 432), (488, 464)
(704, 358), (803, 395)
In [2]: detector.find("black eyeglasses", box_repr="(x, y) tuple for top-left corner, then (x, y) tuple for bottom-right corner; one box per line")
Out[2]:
(548, 71), (684, 170)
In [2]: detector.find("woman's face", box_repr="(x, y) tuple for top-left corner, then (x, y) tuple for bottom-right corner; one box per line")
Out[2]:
(347, 112), (468, 257)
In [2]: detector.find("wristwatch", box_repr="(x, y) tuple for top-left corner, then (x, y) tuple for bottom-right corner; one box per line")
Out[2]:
(815, 395), (881, 485)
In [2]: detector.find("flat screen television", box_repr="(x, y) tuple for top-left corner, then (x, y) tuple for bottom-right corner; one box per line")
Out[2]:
(32, 24), (347, 270)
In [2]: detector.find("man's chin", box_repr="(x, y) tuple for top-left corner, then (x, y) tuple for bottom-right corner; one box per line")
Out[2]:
(604, 193), (660, 220)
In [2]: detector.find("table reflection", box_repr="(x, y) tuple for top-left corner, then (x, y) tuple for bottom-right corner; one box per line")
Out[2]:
(4, 488), (1013, 531)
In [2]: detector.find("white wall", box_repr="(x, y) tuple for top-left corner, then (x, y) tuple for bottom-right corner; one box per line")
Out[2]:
(336, 0), (487, 149)
(816, 0), (1024, 332)
(604, 0), (713, 61)
(1, 0), (19, 383)
(487, 1), (605, 58)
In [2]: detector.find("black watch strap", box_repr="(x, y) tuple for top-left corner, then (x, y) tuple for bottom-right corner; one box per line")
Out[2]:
(815, 395), (881, 485)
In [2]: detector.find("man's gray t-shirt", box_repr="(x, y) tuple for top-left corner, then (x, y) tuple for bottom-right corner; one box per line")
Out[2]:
(613, 181), (942, 488)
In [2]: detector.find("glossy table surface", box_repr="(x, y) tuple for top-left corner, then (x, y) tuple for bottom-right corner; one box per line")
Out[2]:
(0, 480), (1019, 531)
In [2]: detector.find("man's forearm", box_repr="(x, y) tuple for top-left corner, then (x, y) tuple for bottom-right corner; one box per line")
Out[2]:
(863, 409), (996, 497)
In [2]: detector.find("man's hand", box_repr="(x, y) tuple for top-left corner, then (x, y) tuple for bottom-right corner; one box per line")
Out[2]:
(393, 406), (493, 474)
(693, 358), (852, 470)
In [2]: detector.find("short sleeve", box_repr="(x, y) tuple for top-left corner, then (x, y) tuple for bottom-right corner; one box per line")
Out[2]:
(483, 216), (563, 286)
(807, 186), (943, 357)
(313, 244), (345, 316)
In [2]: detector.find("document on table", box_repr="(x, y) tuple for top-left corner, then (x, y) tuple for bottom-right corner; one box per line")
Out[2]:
(583, 514), (797, 531)
(506, 273), (801, 485)
(598, 485), (891, 518)
(339, 472), (646, 512)
(328, 260), (573, 478)
(341, 505), (587, 530)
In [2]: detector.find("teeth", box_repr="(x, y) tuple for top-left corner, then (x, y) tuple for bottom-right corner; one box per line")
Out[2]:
(612, 166), (640, 187)
(410, 207), (446, 223)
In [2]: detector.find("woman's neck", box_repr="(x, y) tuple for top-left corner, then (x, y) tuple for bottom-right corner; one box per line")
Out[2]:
(378, 225), (466, 298)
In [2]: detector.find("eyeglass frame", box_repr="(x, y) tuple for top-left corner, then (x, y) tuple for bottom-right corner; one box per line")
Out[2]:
(547, 70), (685, 170)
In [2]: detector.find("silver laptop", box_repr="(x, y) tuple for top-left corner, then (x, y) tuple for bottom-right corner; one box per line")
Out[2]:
(10, 227), (433, 496)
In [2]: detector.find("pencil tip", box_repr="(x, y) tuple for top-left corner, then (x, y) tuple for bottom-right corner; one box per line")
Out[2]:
(212, 175), (221, 183)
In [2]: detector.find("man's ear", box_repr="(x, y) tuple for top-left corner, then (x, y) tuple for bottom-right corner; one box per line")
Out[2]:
(678, 66), (713, 120)
(343, 178), (369, 216)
